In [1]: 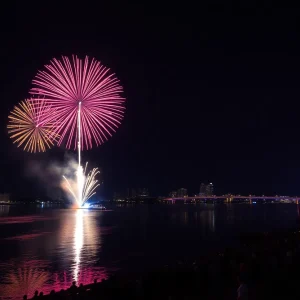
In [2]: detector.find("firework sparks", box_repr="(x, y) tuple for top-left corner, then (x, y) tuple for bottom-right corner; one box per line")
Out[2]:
(30, 55), (125, 150)
(7, 99), (58, 153)
(63, 162), (100, 207)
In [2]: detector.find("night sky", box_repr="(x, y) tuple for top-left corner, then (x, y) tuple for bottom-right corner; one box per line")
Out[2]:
(1, 2), (300, 198)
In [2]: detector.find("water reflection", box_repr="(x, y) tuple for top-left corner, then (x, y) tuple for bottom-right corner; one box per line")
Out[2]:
(0, 204), (299, 298)
(197, 205), (215, 233)
(54, 209), (106, 290)
(0, 260), (49, 299)
(74, 209), (84, 282)
(0, 209), (107, 298)
(0, 260), (107, 298)
(59, 209), (103, 283)
(176, 205), (216, 233)
(0, 205), (10, 216)
(226, 204), (234, 224)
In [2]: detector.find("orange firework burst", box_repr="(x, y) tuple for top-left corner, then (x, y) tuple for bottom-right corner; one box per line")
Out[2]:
(7, 99), (59, 153)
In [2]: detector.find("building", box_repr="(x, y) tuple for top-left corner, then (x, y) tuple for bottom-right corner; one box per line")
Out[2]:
(127, 188), (137, 198)
(200, 183), (206, 196)
(0, 193), (9, 203)
(206, 183), (214, 196)
(199, 183), (214, 196)
(177, 188), (188, 198)
(138, 188), (149, 197)
(127, 188), (149, 198)
(169, 191), (177, 197)
(113, 192), (123, 201)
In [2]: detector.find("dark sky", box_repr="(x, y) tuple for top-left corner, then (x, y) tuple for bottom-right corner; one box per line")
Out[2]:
(1, 1), (300, 198)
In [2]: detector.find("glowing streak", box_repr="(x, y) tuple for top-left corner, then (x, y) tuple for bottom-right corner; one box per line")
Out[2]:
(78, 102), (81, 166)
(77, 165), (84, 207)
(63, 175), (78, 202)
(77, 102), (83, 206)
(82, 168), (100, 202)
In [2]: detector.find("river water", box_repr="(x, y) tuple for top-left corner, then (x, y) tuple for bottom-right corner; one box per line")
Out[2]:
(0, 203), (299, 298)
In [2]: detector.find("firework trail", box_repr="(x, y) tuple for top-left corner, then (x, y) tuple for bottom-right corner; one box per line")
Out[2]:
(30, 55), (125, 150)
(7, 99), (58, 153)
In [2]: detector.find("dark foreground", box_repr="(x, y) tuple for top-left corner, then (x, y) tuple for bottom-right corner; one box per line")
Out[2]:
(23, 229), (300, 300)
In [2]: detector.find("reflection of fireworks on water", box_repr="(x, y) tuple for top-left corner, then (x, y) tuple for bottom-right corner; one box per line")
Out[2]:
(59, 209), (108, 285)
(7, 99), (58, 153)
(51, 268), (107, 290)
(0, 210), (111, 297)
(0, 263), (107, 298)
(73, 209), (83, 282)
(0, 260), (49, 298)
(62, 162), (100, 207)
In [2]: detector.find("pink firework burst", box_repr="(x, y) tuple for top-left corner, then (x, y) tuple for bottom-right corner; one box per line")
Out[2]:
(30, 55), (125, 150)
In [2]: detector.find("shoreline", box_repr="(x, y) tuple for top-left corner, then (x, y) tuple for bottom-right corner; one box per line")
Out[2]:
(24, 227), (300, 299)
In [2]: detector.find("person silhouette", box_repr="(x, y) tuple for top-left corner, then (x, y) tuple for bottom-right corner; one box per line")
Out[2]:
(69, 281), (78, 294)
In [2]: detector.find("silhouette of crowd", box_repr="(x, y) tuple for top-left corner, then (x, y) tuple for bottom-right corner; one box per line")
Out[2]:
(24, 230), (300, 299)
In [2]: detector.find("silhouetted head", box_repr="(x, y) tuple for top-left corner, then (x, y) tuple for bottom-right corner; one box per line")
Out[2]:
(80, 283), (83, 288)
(94, 278), (97, 284)
(72, 281), (76, 286)
(39, 292), (43, 297)
(34, 291), (38, 296)
(23, 295), (27, 300)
